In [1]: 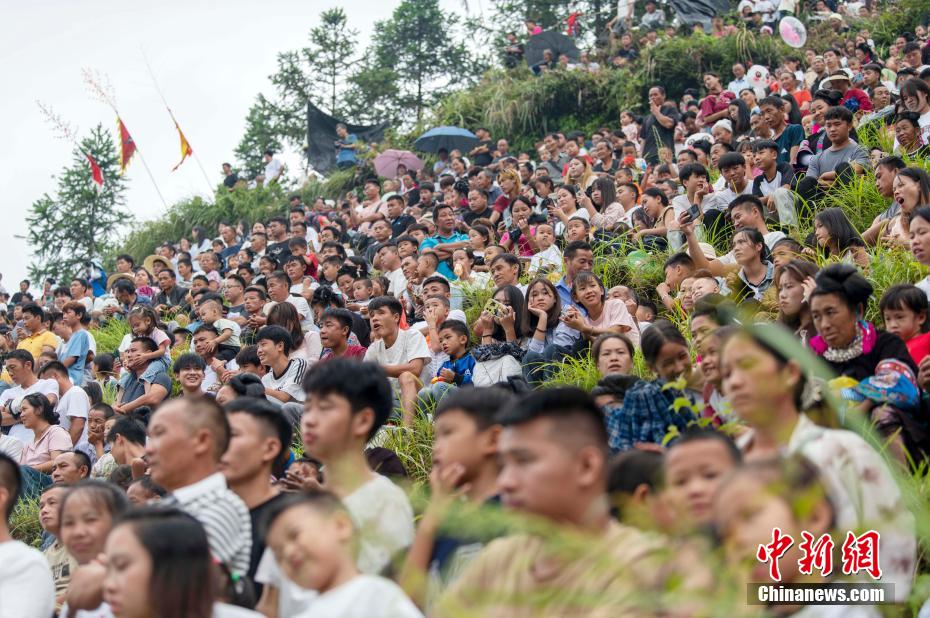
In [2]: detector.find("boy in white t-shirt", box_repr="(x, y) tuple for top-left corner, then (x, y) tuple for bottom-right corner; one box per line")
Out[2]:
(364, 296), (432, 423)
(255, 359), (415, 617)
(264, 491), (422, 618)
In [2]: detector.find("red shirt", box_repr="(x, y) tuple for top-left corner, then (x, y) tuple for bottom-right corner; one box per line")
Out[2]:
(906, 332), (930, 365)
(841, 88), (873, 112)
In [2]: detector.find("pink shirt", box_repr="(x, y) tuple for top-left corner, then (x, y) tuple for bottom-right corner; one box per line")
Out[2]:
(587, 298), (640, 347)
(19, 425), (73, 467)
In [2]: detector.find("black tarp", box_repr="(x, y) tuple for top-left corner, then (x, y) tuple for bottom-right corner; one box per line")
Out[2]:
(306, 101), (389, 174)
(524, 30), (581, 68)
(668, 0), (730, 25)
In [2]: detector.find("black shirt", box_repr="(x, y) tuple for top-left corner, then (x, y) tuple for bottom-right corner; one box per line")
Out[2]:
(473, 140), (494, 167)
(824, 330), (917, 382)
(390, 214), (417, 238)
(223, 172), (239, 189)
(463, 207), (494, 226)
(248, 493), (289, 585)
(593, 159), (621, 174)
(640, 103), (680, 164)
(154, 285), (188, 309)
(265, 241), (290, 266)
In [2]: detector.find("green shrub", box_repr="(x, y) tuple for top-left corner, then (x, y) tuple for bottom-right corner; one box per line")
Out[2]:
(10, 496), (41, 548)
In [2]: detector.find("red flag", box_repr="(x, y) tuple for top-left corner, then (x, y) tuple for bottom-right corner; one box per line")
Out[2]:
(117, 117), (136, 174)
(84, 152), (104, 189)
(171, 121), (193, 171)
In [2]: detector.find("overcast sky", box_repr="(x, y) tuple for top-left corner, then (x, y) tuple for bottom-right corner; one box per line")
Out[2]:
(2, 0), (463, 288)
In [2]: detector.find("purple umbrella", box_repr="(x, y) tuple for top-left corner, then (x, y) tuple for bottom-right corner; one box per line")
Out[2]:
(373, 149), (424, 178)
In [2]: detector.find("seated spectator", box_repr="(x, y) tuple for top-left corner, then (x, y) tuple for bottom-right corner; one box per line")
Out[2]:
(18, 393), (72, 476)
(561, 271), (639, 346)
(146, 397), (252, 576)
(0, 453), (55, 617)
(319, 308), (368, 361)
(114, 337), (172, 415)
(880, 284), (930, 366)
(606, 320), (698, 453)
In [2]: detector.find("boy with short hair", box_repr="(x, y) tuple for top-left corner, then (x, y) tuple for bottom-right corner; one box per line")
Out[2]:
(255, 325), (307, 404)
(880, 284), (930, 365)
(565, 215), (591, 243)
(173, 352), (206, 396)
(256, 359), (415, 617)
(365, 296), (431, 423)
(318, 308), (367, 361)
(39, 483), (76, 612)
(263, 491), (422, 618)
(411, 320), (475, 415)
(400, 387), (511, 607)
(57, 302), (92, 386)
(198, 297), (241, 361)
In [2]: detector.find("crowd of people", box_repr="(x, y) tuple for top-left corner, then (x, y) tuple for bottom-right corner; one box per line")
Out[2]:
(2, 2), (930, 616)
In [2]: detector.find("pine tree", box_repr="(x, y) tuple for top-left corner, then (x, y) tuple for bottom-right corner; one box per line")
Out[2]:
(258, 7), (360, 152)
(25, 124), (128, 282)
(369, 0), (477, 124)
(310, 8), (359, 117)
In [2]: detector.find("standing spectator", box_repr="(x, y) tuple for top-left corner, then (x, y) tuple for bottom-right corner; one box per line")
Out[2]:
(335, 123), (358, 169)
(38, 362), (89, 447)
(263, 149), (285, 184)
(640, 86), (680, 165)
(221, 162), (239, 189)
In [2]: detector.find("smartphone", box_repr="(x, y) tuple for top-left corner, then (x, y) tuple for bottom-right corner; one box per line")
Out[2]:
(684, 203), (701, 223)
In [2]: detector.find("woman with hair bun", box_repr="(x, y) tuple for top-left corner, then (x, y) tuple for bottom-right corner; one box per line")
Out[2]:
(808, 264), (915, 380)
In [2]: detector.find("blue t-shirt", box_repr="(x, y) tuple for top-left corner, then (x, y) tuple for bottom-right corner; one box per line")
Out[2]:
(336, 134), (358, 165)
(60, 330), (91, 385)
(438, 353), (476, 386)
(774, 124), (805, 164)
(420, 233), (468, 280)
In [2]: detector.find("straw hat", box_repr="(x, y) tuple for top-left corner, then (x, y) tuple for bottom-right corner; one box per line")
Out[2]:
(106, 272), (133, 291)
(143, 255), (172, 274)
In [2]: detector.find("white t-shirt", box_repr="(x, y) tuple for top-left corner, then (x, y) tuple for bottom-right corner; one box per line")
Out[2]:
(264, 157), (284, 181)
(57, 385), (90, 445)
(385, 268), (408, 298)
(264, 296), (313, 332)
(290, 331), (322, 367)
(344, 474), (415, 574)
(262, 358), (308, 403)
(0, 379), (60, 443)
(364, 328), (432, 388)
(256, 474), (415, 617)
(916, 276), (930, 301)
(0, 433), (23, 461)
(0, 540), (55, 618)
(211, 318), (242, 348)
(295, 575), (422, 618)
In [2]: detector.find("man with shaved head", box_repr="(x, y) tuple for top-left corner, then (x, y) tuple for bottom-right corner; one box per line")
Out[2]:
(146, 396), (251, 575)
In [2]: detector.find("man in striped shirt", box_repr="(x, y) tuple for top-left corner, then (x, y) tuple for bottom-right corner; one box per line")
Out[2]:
(146, 396), (252, 576)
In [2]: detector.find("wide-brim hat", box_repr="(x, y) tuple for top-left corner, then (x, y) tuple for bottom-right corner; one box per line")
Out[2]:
(143, 255), (172, 273)
(820, 69), (853, 87)
(106, 272), (133, 290)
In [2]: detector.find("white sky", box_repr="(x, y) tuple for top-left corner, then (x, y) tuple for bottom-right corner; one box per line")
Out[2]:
(1, 0), (462, 288)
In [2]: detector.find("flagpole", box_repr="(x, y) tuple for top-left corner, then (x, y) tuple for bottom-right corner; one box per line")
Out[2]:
(141, 51), (216, 194)
(134, 147), (171, 210)
(82, 68), (171, 210)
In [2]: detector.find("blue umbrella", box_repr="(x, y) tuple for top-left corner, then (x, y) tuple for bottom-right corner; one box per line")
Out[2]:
(413, 126), (479, 154)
